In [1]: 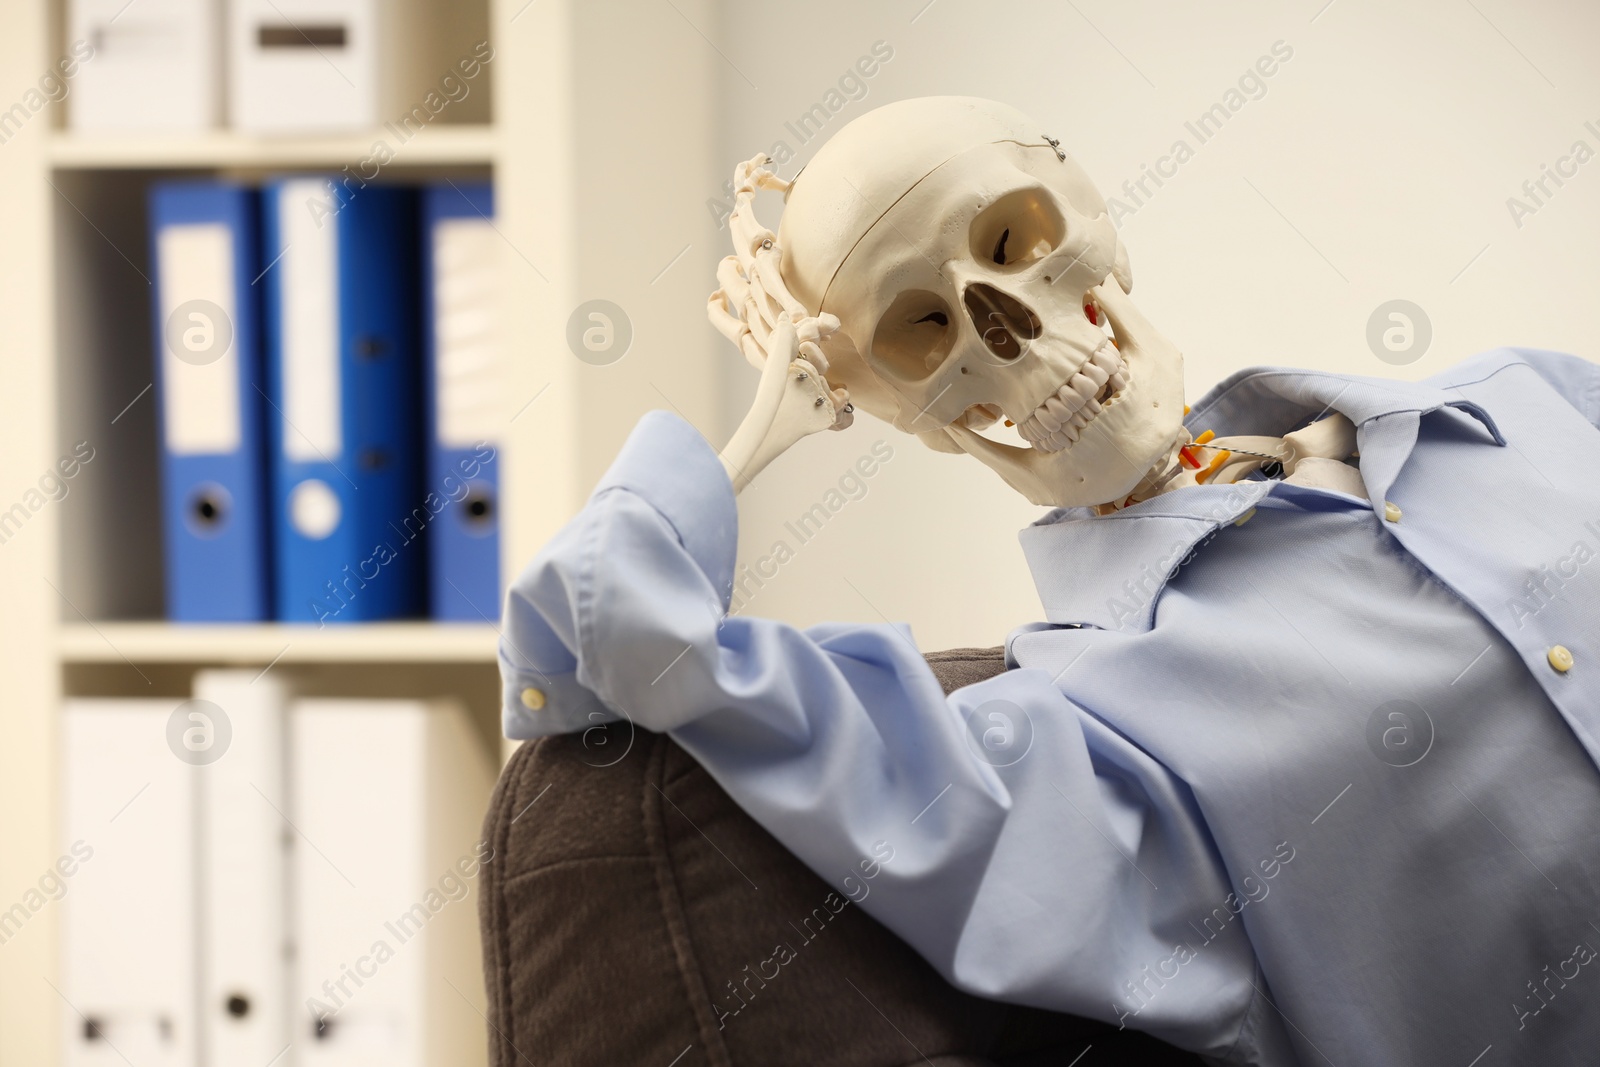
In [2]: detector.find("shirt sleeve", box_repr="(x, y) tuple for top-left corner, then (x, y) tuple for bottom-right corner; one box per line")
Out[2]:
(499, 411), (1264, 1060)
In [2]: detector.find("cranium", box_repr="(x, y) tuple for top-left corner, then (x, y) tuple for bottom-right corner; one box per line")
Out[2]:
(770, 96), (1188, 508)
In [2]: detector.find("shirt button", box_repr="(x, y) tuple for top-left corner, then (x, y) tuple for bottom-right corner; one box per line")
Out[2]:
(520, 686), (548, 711)
(1383, 501), (1402, 523)
(1548, 645), (1575, 674)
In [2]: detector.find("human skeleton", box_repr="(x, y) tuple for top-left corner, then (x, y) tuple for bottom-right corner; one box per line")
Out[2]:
(707, 97), (1365, 507)
(492, 95), (1600, 1065)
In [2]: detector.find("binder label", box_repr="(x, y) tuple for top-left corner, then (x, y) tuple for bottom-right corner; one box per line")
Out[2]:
(433, 217), (501, 447)
(279, 180), (342, 461)
(158, 223), (242, 455)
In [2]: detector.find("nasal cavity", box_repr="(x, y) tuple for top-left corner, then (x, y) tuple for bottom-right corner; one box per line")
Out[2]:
(963, 283), (1041, 361)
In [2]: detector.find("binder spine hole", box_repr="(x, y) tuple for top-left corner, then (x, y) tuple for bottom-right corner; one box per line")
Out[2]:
(288, 479), (342, 540)
(185, 483), (232, 537)
(463, 488), (495, 530)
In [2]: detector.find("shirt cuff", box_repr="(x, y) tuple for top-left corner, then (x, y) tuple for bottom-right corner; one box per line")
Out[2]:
(500, 648), (611, 740)
(500, 410), (738, 740)
(590, 410), (739, 608)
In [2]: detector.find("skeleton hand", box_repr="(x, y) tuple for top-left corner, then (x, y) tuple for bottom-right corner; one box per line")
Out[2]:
(708, 153), (852, 493)
(718, 319), (845, 491)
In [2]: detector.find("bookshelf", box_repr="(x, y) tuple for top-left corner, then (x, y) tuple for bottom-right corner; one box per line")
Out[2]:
(0, 0), (723, 1062)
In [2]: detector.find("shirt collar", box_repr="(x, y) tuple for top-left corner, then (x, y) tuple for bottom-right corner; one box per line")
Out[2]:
(1019, 363), (1505, 633)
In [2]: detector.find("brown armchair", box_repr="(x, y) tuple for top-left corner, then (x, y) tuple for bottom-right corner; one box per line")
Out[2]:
(477, 647), (1205, 1066)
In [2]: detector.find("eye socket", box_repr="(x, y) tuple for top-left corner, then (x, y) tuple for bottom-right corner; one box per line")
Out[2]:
(871, 291), (955, 382)
(969, 188), (1065, 269)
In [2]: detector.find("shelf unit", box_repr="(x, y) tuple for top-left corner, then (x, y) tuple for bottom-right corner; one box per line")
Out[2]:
(0, 0), (723, 1062)
(46, 124), (502, 169)
(57, 622), (501, 664)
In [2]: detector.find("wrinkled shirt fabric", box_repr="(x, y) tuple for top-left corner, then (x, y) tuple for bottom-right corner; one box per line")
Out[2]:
(500, 348), (1600, 1066)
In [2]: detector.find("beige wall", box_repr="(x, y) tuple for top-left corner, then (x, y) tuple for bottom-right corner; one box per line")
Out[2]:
(499, 0), (724, 562)
(713, 0), (1600, 650)
(0, 0), (61, 1061)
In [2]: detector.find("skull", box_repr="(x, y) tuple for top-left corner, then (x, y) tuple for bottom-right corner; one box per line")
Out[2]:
(775, 97), (1187, 508)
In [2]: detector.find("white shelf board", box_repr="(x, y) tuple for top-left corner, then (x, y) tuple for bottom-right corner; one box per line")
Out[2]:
(59, 621), (501, 663)
(47, 124), (500, 169)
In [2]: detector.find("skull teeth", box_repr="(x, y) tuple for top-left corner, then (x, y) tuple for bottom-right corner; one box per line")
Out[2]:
(1015, 341), (1131, 453)
(1090, 345), (1120, 373)
(1041, 397), (1071, 431)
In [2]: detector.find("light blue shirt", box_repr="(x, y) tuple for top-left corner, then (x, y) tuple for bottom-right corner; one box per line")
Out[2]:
(500, 348), (1600, 1066)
